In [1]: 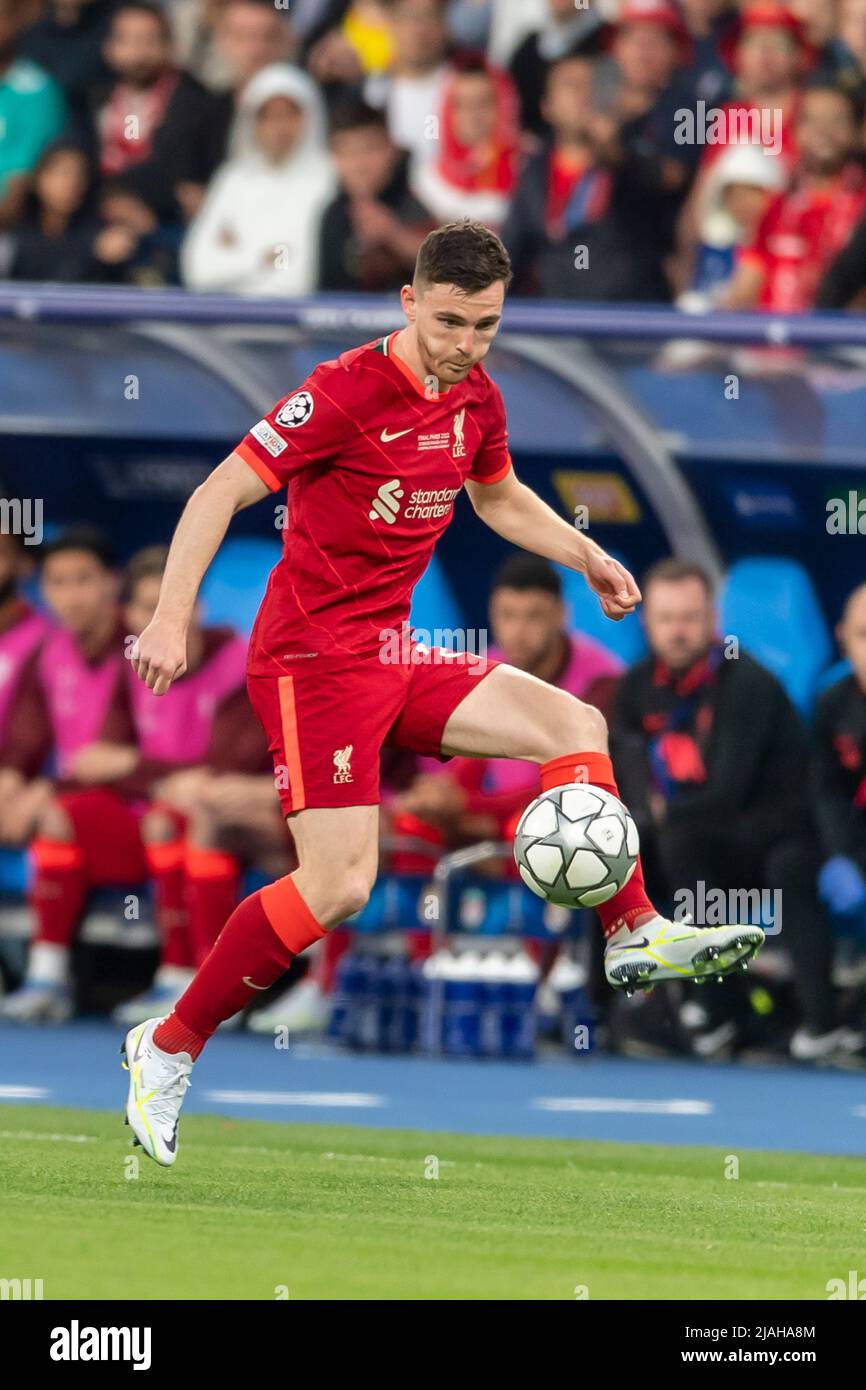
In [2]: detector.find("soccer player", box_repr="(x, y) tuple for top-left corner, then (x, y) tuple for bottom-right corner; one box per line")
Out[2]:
(122, 220), (763, 1165)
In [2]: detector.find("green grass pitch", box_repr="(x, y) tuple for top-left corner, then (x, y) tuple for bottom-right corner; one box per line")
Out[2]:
(1, 1104), (864, 1300)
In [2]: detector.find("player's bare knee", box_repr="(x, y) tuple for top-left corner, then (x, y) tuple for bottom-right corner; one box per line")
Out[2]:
(534, 697), (608, 761)
(321, 873), (373, 926)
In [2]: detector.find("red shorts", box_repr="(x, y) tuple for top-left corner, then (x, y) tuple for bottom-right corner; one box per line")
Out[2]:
(247, 645), (499, 814)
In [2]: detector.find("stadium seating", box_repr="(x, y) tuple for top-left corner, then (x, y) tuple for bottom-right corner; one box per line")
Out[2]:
(556, 560), (648, 665)
(200, 538), (283, 635)
(719, 558), (833, 715)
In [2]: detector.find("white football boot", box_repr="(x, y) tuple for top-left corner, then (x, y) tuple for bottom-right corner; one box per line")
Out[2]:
(605, 914), (765, 996)
(121, 1018), (193, 1166)
(111, 966), (195, 1028)
(0, 980), (72, 1022)
(246, 977), (329, 1035)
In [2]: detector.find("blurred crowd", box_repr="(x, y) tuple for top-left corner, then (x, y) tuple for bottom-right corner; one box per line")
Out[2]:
(2, 527), (866, 1067)
(2, 0), (866, 308)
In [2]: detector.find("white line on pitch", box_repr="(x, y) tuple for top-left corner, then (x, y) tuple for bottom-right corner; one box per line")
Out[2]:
(203, 1089), (386, 1108)
(0, 1129), (95, 1142)
(0, 1085), (49, 1100)
(532, 1097), (713, 1116)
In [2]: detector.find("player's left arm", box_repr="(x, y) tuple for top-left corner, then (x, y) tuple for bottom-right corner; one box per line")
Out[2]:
(465, 466), (641, 622)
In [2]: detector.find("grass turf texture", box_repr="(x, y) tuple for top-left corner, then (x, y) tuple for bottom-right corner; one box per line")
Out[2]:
(1, 1104), (864, 1300)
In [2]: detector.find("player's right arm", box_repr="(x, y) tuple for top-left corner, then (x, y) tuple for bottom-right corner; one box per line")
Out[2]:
(134, 375), (344, 695)
(132, 453), (269, 695)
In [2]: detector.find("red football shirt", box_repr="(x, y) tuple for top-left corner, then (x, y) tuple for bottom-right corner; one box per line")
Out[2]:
(236, 331), (512, 676)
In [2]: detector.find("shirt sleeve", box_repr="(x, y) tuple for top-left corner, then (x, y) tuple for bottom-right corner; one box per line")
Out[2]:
(234, 367), (348, 491)
(468, 381), (513, 485)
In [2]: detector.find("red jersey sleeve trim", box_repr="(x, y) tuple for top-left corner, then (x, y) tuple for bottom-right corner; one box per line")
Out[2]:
(468, 452), (513, 486)
(236, 441), (282, 492)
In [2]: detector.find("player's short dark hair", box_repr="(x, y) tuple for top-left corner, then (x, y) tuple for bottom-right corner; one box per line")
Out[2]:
(110, 1), (173, 40)
(124, 544), (169, 598)
(415, 220), (513, 294)
(39, 526), (119, 572)
(643, 557), (715, 598)
(491, 554), (562, 599)
(328, 97), (389, 139)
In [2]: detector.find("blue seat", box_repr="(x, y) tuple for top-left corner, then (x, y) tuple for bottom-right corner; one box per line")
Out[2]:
(720, 558), (832, 715)
(815, 658), (852, 695)
(556, 561), (647, 666)
(200, 538), (282, 635)
(409, 556), (465, 641)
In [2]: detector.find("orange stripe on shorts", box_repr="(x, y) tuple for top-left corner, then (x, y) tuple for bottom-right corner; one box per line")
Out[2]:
(277, 674), (305, 811)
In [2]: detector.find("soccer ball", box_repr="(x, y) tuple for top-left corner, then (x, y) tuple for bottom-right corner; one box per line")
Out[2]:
(513, 784), (639, 909)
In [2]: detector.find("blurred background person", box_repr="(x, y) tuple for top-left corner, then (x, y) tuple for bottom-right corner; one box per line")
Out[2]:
(181, 64), (335, 295)
(508, 0), (607, 137)
(364, 0), (450, 165)
(813, 584), (866, 971)
(0, 528), (132, 1022)
(203, 0), (296, 95)
(611, 558), (858, 1063)
(0, 0), (67, 229)
(410, 53), (520, 229)
(0, 532), (52, 840)
(678, 141), (787, 305)
(19, 0), (115, 126)
(319, 97), (432, 291)
(502, 52), (673, 300)
(718, 84), (866, 311)
(86, 0), (229, 225)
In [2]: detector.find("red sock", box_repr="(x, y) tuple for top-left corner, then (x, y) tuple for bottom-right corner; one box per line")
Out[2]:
(29, 837), (88, 946)
(144, 840), (193, 970)
(185, 845), (241, 965)
(153, 875), (327, 1058)
(540, 751), (655, 939)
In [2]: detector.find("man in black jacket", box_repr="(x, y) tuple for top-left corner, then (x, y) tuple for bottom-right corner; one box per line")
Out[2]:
(319, 98), (432, 293)
(813, 584), (866, 925)
(87, 1), (230, 223)
(501, 52), (672, 301)
(612, 558), (860, 1061)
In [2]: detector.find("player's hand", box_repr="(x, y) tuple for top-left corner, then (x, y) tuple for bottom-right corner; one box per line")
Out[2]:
(152, 767), (214, 814)
(130, 619), (188, 695)
(582, 548), (642, 622)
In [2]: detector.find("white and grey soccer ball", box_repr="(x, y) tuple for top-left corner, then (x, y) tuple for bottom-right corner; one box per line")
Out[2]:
(514, 784), (639, 909)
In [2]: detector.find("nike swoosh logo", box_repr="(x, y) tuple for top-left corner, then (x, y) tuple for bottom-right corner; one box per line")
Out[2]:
(243, 976), (269, 991)
(380, 428), (413, 443)
(163, 1127), (177, 1153)
(608, 936), (651, 953)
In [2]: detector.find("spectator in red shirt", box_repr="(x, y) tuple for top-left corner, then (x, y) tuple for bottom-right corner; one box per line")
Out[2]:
(720, 82), (866, 311)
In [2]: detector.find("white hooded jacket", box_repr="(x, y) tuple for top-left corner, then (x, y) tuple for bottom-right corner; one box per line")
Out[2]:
(181, 65), (336, 296)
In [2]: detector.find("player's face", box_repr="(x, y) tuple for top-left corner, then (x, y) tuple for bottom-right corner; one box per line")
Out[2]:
(490, 588), (566, 672)
(838, 589), (866, 687)
(404, 280), (505, 387)
(643, 578), (717, 672)
(41, 551), (118, 636)
(104, 12), (171, 85)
